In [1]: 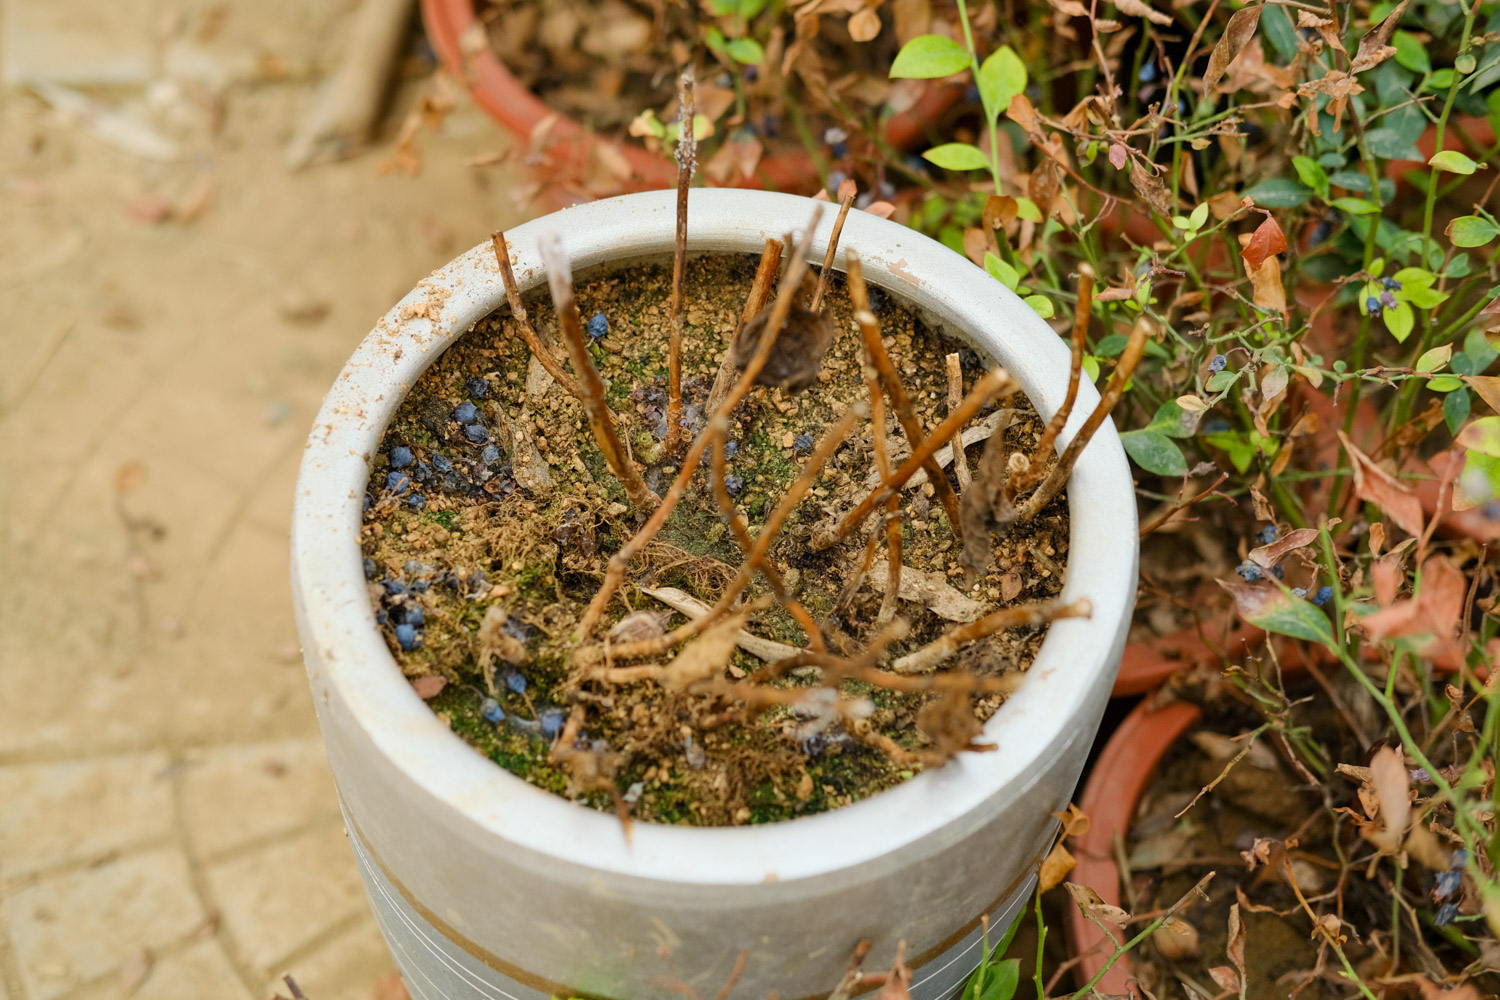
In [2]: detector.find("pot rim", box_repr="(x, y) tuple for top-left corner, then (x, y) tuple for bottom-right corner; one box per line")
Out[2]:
(291, 188), (1138, 887)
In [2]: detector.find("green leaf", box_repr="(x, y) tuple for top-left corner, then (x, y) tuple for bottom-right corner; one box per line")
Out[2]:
(1206, 369), (1238, 393)
(1425, 68), (1457, 91)
(1023, 294), (1055, 318)
(1331, 197), (1381, 215)
(1260, 2), (1299, 60)
(1445, 389), (1472, 434)
(890, 34), (972, 78)
(984, 251), (1020, 290)
(1292, 156), (1330, 199)
(705, 26), (728, 49)
(967, 958), (1022, 1000)
(923, 142), (991, 171)
(1228, 581), (1336, 648)
(1464, 328), (1499, 370)
(1082, 355), (1100, 383)
(737, 0), (768, 17)
(1392, 30), (1431, 73)
(1448, 216), (1499, 248)
(1144, 400), (1193, 438)
(1120, 429), (1189, 476)
(1241, 178), (1312, 208)
(1428, 375), (1465, 392)
(1364, 127), (1424, 161)
(1460, 416), (1500, 457)
(1189, 202), (1210, 230)
(978, 46), (1026, 112)
(724, 37), (765, 63)
(1416, 344), (1452, 372)
(1013, 197), (1042, 222)
(1392, 266), (1435, 290)
(1430, 150), (1481, 174)
(1383, 300), (1415, 342)
(1406, 285), (1449, 309)
(1459, 450), (1500, 506)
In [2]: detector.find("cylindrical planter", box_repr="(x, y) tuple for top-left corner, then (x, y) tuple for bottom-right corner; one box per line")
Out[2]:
(291, 189), (1139, 1000)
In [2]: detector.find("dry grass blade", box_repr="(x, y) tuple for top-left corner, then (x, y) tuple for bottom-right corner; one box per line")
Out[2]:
(665, 69), (696, 452)
(814, 367), (1016, 551)
(894, 597), (1092, 673)
(490, 231), (582, 398)
(576, 209), (822, 639)
(846, 251), (966, 544)
(537, 233), (659, 512)
(945, 353), (972, 490)
(809, 177), (857, 313)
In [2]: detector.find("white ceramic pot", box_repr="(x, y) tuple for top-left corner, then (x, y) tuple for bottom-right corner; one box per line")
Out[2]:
(291, 189), (1138, 1000)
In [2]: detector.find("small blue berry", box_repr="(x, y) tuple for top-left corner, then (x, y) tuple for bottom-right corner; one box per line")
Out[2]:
(723, 441), (738, 460)
(402, 605), (425, 627)
(1208, 354), (1227, 373)
(794, 433), (813, 453)
(394, 623), (421, 651)
(407, 494), (426, 510)
(1434, 869), (1463, 901)
(831, 141), (849, 159)
(586, 312), (609, 340)
(1312, 586), (1333, 606)
(1236, 561), (1263, 582)
(1272, 564), (1285, 580)
(431, 453), (453, 474)
(375, 608), (388, 625)
(540, 708), (565, 739)
(386, 471), (410, 493)
(1366, 295), (1382, 315)
(505, 670), (527, 695)
(480, 444), (501, 465)
(363, 557), (378, 580)
(384, 577), (407, 596)
(363, 494), (372, 513)
(467, 377), (489, 399)
(1382, 277), (1401, 291)
(1452, 849), (1468, 870)
(1138, 60), (1158, 83)
(1380, 290), (1397, 308)
(413, 460), (431, 483)
(1436, 902), (1459, 927)
(454, 401), (478, 424)
(464, 424), (489, 443)
(725, 475), (745, 496)
(389, 445), (414, 469)
(1258, 525), (1278, 545)
(481, 698), (505, 724)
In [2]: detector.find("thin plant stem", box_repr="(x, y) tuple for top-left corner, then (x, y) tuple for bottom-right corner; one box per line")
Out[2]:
(666, 70), (697, 453)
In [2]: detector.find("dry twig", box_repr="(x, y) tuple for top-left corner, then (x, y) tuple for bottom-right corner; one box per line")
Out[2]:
(665, 70), (696, 452)
(491, 231), (582, 398)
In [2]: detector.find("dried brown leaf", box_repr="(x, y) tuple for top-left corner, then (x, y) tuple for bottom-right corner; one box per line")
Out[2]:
(1054, 802), (1091, 837)
(1337, 430), (1425, 537)
(662, 615), (742, 689)
(1130, 160), (1174, 216)
(1250, 254), (1286, 314)
(1248, 527), (1319, 568)
(732, 301), (835, 393)
(1115, 0), (1172, 25)
(1203, 4), (1262, 95)
(1365, 745), (1410, 853)
(1226, 902), (1246, 980)
(1065, 882), (1131, 925)
(1467, 375), (1500, 415)
(1239, 213), (1287, 273)
(1038, 841), (1077, 892)
(1209, 967), (1241, 994)
(849, 7), (883, 40)
(1153, 918), (1201, 960)
(1352, 0), (1410, 72)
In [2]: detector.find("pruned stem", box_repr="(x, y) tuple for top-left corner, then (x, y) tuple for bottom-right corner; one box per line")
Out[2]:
(945, 353), (972, 490)
(857, 288), (902, 626)
(709, 431), (826, 651)
(707, 237), (782, 415)
(813, 367), (1016, 551)
(576, 209), (823, 639)
(1010, 264), (1093, 497)
(809, 178), (856, 313)
(845, 251), (966, 545)
(537, 233), (659, 512)
(1013, 316), (1151, 522)
(665, 70), (696, 452)
(894, 597), (1093, 673)
(491, 231), (582, 399)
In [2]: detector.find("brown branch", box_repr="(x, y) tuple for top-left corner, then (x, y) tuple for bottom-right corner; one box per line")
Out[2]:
(707, 237), (783, 415)
(809, 178), (856, 313)
(945, 353), (972, 490)
(1013, 315), (1151, 522)
(813, 367), (1016, 551)
(859, 293), (902, 626)
(1139, 471), (1230, 537)
(709, 431), (826, 651)
(537, 233), (659, 511)
(576, 209), (824, 639)
(665, 70), (696, 452)
(491, 231), (582, 398)
(1012, 264), (1093, 496)
(845, 251), (966, 545)
(893, 596), (1093, 673)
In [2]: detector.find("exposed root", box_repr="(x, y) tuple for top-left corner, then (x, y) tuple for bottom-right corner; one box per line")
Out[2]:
(894, 597), (1093, 673)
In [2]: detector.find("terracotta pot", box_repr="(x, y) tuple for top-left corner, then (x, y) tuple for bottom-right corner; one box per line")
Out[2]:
(420, 0), (961, 195)
(1068, 698), (1202, 994)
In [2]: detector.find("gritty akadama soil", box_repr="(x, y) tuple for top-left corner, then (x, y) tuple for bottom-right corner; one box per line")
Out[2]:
(359, 251), (1068, 826)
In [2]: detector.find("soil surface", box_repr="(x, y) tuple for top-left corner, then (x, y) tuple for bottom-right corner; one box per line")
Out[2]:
(359, 251), (1070, 826)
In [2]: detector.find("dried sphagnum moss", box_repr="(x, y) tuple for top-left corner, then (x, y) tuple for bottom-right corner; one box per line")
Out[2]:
(360, 253), (1068, 826)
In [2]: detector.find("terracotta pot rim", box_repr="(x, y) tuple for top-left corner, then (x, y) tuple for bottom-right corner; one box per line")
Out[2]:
(420, 0), (961, 193)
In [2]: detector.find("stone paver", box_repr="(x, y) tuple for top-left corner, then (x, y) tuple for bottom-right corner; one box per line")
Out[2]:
(0, 1), (526, 995)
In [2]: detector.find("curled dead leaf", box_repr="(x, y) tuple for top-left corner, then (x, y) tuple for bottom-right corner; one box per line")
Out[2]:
(849, 7), (883, 41)
(1352, 0), (1410, 72)
(1202, 3), (1262, 96)
(1039, 841), (1076, 892)
(1239, 213), (1287, 273)
(662, 615), (742, 689)
(1065, 882), (1131, 925)
(1364, 744), (1411, 853)
(1153, 918), (1201, 960)
(1248, 527), (1319, 568)
(1337, 430), (1425, 537)
(1115, 0), (1172, 25)
(1130, 160), (1174, 216)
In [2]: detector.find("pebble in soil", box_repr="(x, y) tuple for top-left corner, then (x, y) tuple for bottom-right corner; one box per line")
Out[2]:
(360, 253), (1069, 827)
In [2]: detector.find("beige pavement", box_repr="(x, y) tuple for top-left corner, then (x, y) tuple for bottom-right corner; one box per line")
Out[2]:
(0, 2), (527, 997)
